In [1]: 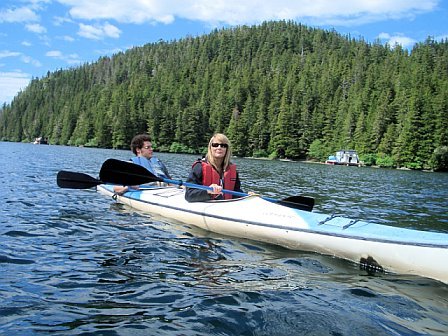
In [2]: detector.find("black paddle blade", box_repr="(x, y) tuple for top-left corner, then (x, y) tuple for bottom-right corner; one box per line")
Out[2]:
(278, 195), (315, 212)
(99, 158), (162, 186)
(57, 171), (102, 189)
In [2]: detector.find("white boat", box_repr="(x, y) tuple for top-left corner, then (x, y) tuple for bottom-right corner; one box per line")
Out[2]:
(97, 184), (448, 284)
(33, 136), (48, 145)
(326, 150), (361, 166)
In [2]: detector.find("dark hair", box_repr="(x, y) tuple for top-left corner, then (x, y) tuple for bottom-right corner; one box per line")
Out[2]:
(130, 134), (151, 155)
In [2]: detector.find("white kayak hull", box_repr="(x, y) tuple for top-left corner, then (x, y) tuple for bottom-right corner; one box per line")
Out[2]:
(98, 185), (448, 283)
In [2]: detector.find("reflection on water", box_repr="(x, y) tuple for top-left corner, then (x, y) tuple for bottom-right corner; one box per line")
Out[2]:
(1, 142), (447, 335)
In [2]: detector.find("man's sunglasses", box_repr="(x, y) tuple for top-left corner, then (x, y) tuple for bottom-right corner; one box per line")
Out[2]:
(211, 143), (228, 148)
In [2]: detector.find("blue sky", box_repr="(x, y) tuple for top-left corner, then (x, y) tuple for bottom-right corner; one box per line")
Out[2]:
(1, 0), (447, 106)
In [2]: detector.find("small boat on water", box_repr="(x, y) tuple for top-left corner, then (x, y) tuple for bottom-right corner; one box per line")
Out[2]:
(56, 159), (448, 284)
(33, 137), (48, 145)
(326, 150), (361, 166)
(96, 184), (448, 284)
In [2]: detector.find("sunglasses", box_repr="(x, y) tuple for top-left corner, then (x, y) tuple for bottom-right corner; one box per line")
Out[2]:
(211, 143), (228, 148)
(142, 145), (152, 149)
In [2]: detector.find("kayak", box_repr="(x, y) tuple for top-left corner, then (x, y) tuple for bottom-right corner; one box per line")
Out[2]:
(97, 184), (448, 284)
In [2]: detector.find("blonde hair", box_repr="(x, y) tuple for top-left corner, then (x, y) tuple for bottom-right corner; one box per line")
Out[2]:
(206, 133), (232, 172)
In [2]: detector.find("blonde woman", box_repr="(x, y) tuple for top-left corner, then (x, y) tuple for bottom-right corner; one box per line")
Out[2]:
(185, 133), (245, 202)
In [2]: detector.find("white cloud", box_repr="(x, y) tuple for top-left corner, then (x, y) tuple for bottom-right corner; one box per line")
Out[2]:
(95, 47), (124, 55)
(21, 55), (42, 67)
(378, 32), (416, 49)
(0, 71), (31, 105)
(0, 50), (22, 58)
(62, 35), (75, 42)
(46, 50), (63, 57)
(66, 55), (82, 65)
(102, 23), (121, 38)
(0, 50), (42, 67)
(56, 0), (439, 26)
(0, 6), (39, 23)
(388, 36), (417, 49)
(45, 49), (81, 65)
(60, 0), (174, 24)
(25, 23), (47, 34)
(53, 15), (74, 26)
(78, 22), (121, 40)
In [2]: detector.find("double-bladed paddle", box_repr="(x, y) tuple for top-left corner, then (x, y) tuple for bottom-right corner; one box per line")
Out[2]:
(99, 158), (315, 211)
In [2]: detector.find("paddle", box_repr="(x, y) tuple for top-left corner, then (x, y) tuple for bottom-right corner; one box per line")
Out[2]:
(99, 158), (315, 211)
(57, 170), (103, 189)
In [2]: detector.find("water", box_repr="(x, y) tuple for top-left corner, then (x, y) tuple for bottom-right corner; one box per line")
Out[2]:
(1, 141), (447, 335)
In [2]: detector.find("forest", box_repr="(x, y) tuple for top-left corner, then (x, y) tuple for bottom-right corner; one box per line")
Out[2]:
(0, 21), (447, 170)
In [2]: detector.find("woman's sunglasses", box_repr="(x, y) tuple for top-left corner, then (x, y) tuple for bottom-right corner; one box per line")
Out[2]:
(211, 143), (228, 148)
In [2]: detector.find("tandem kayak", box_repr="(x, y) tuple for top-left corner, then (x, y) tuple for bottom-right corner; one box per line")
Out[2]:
(97, 184), (448, 284)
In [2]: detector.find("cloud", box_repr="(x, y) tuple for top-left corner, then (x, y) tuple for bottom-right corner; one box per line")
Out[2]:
(56, 0), (439, 26)
(53, 15), (74, 26)
(46, 50), (63, 58)
(25, 23), (47, 34)
(45, 49), (81, 65)
(95, 47), (125, 55)
(0, 71), (31, 105)
(388, 36), (417, 49)
(0, 6), (39, 23)
(21, 55), (42, 67)
(60, 0), (174, 24)
(0, 50), (21, 58)
(78, 22), (121, 40)
(378, 32), (417, 49)
(61, 35), (75, 42)
(0, 50), (42, 67)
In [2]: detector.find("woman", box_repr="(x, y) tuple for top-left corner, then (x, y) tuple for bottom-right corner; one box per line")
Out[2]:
(185, 133), (245, 202)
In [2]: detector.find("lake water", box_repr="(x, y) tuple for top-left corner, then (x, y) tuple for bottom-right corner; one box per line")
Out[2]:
(1, 141), (447, 335)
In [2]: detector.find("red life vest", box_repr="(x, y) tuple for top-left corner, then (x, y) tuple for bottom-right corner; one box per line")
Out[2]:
(195, 160), (237, 200)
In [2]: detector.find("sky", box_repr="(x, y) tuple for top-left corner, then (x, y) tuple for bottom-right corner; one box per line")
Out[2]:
(1, 0), (447, 106)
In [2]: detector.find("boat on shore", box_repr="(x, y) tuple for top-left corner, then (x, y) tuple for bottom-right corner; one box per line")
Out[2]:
(97, 184), (448, 284)
(326, 150), (361, 166)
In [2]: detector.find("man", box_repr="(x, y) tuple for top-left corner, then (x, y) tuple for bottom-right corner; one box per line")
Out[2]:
(113, 134), (171, 194)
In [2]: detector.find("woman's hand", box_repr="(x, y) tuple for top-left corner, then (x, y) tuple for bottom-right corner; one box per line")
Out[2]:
(207, 183), (223, 195)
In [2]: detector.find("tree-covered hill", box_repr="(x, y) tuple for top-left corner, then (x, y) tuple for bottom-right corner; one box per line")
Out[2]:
(1, 21), (447, 170)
